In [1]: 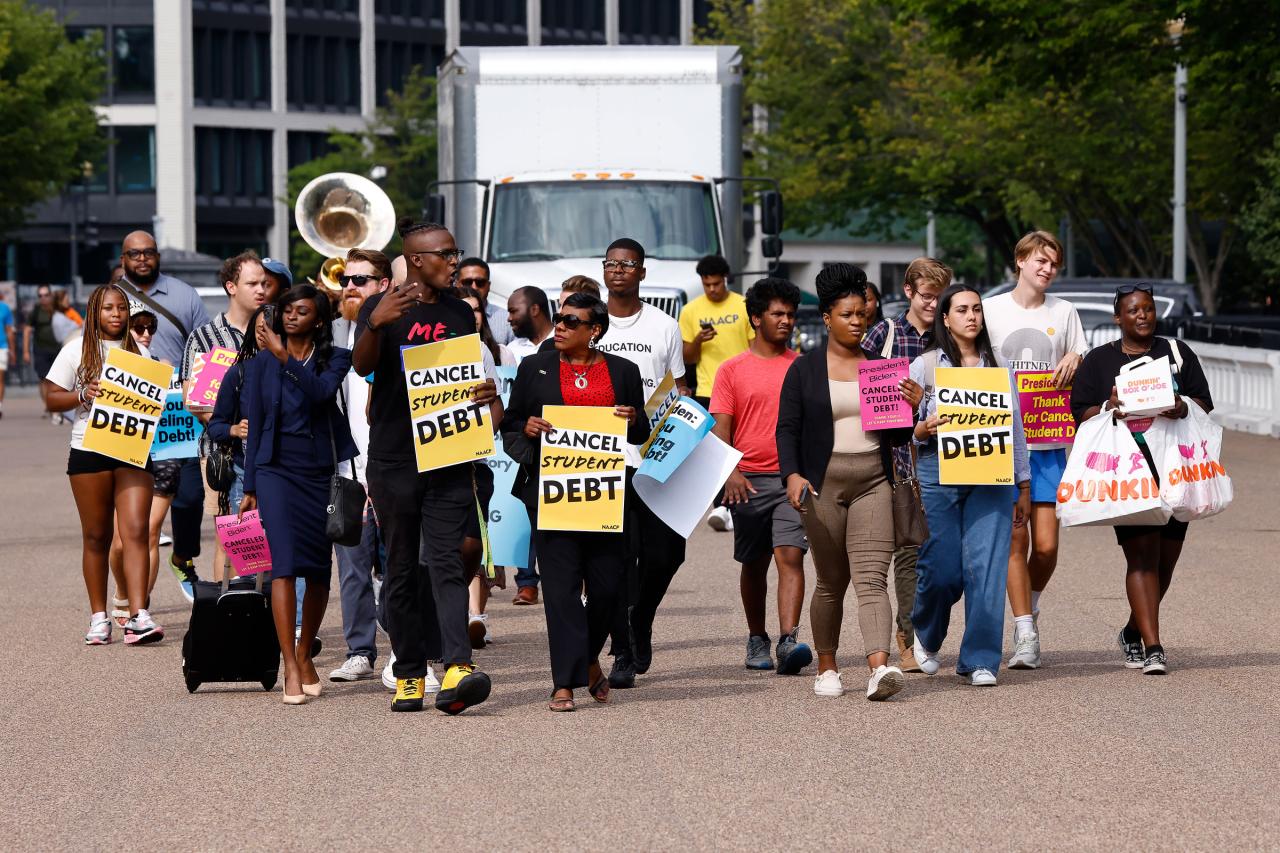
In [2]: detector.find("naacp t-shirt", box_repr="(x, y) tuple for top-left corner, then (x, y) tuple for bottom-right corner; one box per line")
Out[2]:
(357, 291), (479, 463)
(678, 292), (753, 398)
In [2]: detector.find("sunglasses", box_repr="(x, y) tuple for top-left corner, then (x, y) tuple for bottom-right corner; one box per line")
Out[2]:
(131, 322), (157, 335)
(410, 249), (465, 262)
(552, 313), (591, 330)
(1114, 283), (1154, 309)
(339, 273), (380, 287)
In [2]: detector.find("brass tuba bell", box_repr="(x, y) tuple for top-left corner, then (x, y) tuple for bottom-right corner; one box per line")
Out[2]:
(294, 172), (396, 291)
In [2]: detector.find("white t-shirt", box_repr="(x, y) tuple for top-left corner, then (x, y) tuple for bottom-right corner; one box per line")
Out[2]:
(46, 337), (152, 450)
(507, 336), (543, 364)
(984, 291), (1087, 451)
(984, 292), (1087, 372)
(594, 304), (685, 466)
(594, 304), (685, 393)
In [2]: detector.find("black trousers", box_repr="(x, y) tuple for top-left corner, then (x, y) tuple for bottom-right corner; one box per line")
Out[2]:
(535, 529), (624, 690)
(367, 458), (473, 678)
(610, 493), (688, 657)
(170, 457), (204, 560)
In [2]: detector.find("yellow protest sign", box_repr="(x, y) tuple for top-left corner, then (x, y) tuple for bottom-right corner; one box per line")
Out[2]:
(936, 367), (1015, 485)
(537, 405), (627, 532)
(402, 334), (495, 472)
(644, 371), (678, 430)
(82, 347), (174, 467)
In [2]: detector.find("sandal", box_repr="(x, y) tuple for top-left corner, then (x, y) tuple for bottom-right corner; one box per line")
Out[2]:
(589, 676), (610, 704)
(548, 694), (576, 712)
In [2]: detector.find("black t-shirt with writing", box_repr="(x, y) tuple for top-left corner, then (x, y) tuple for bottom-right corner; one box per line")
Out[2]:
(1070, 337), (1214, 425)
(356, 291), (477, 462)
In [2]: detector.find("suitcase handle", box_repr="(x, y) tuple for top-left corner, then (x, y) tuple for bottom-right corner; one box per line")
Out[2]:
(221, 562), (266, 594)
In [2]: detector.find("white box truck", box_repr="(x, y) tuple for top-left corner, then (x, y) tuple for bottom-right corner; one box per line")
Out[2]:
(430, 45), (782, 317)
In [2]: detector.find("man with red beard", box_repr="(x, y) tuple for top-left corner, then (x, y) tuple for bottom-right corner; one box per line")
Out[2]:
(328, 247), (394, 684)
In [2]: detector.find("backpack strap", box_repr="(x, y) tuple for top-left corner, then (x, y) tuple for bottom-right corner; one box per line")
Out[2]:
(922, 349), (939, 398)
(1169, 337), (1185, 373)
(879, 320), (896, 359)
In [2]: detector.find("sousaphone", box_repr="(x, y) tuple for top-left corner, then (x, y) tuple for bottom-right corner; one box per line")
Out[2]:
(294, 172), (396, 290)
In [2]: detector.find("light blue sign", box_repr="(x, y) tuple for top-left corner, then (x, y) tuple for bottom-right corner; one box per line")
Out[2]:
(152, 392), (203, 460)
(484, 366), (530, 568)
(637, 396), (713, 484)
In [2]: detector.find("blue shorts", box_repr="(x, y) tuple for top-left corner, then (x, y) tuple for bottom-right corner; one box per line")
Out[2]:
(1029, 448), (1068, 503)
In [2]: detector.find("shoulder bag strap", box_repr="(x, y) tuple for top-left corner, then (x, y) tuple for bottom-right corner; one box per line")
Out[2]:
(115, 278), (189, 342)
(880, 320), (896, 359)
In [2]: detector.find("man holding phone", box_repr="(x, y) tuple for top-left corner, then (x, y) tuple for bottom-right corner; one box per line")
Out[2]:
(679, 256), (754, 532)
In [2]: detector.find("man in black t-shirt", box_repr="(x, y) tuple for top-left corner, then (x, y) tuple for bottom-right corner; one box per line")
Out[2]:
(353, 222), (498, 714)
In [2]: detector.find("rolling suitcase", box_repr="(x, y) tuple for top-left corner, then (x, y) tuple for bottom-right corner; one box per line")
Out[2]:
(181, 569), (280, 693)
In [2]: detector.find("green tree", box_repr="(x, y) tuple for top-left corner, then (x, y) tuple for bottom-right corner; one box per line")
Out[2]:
(287, 68), (438, 277)
(0, 0), (107, 234)
(1241, 132), (1280, 285)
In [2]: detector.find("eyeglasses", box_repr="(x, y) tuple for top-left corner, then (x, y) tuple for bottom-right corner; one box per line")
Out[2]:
(131, 322), (157, 335)
(411, 249), (465, 263)
(339, 274), (380, 287)
(602, 259), (641, 272)
(552, 313), (589, 330)
(123, 248), (158, 260)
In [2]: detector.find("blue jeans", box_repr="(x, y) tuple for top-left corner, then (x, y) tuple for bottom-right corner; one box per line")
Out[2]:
(334, 504), (380, 663)
(911, 451), (1015, 675)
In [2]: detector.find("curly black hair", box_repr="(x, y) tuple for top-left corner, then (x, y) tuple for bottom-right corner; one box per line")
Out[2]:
(745, 277), (802, 320)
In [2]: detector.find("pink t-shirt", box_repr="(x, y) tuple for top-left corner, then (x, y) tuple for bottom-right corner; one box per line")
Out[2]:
(709, 348), (798, 473)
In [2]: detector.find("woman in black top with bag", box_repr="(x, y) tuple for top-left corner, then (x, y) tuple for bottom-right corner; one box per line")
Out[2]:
(239, 286), (356, 704)
(500, 293), (649, 711)
(1070, 284), (1213, 675)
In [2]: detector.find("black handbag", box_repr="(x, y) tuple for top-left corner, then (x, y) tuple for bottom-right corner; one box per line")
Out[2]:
(891, 444), (929, 548)
(206, 443), (236, 493)
(324, 393), (366, 547)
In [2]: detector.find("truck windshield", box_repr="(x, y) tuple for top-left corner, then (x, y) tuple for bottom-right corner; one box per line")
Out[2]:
(489, 181), (720, 262)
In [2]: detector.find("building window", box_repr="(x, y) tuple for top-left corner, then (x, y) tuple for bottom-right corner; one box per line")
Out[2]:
(541, 0), (606, 45)
(287, 32), (361, 111)
(619, 0), (681, 45)
(115, 127), (156, 193)
(195, 28), (271, 106)
(113, 27), (155, 95)
(196, 128), (274, 201)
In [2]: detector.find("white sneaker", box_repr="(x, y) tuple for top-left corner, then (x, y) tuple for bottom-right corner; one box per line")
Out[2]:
(866, 665), (905, 701)
(85, 613), (112, 645)
(913, 636), (940, 675)
(158, 532), (173, 546)
(381, 653), (397, 691)
(329, 654), (376, 682)
(706, 506), (733, 532)
(967, 668), (998, 686)
(423, 664), (440, 694)
(813, 669), (845, 697)
(1008, 631), (1041, 669)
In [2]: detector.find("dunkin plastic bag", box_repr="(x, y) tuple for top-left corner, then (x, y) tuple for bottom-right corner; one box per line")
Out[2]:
(1143, 403), (1233, 522)
(1056, 412), (1171, 528)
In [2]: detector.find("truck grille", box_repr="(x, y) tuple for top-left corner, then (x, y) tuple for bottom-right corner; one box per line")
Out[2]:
(641, 293), (686, 319)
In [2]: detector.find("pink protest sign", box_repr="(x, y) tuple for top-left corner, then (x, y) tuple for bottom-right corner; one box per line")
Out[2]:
(1015, 371), (1076, 445)
(186, 347), (237, 410)
(215, 510), (272, 576)
(857, 358), (912, 430)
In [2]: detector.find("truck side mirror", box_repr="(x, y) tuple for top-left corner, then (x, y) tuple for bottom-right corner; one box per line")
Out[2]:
(424, 193), (446, 226)
(760, 190), (783, 236)
(761, 235), (783, 259)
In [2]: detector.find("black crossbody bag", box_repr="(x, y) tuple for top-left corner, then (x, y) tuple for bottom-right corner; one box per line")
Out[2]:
(325, 387), (365, 546)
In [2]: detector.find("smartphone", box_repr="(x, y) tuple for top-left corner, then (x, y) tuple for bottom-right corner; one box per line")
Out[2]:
(799, 485), (811, 504)
(261, 305), (275, 328)
(700, 320), (714, 330)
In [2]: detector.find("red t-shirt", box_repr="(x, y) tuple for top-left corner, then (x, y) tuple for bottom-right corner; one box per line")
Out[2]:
(559, 358), (615, 407)
(709, 348), (797, 473)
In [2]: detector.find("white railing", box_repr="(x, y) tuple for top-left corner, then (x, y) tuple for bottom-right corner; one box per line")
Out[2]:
(1183, 341), (1280, 438)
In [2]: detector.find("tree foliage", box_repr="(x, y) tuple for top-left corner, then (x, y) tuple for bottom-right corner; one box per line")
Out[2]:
(0, 0), (106, 235)
(707, 0), (1280, 310)
(286, 68), (438, 277)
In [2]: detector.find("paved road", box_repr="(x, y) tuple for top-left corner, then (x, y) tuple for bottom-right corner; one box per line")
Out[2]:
(2, 393), (1277, 850)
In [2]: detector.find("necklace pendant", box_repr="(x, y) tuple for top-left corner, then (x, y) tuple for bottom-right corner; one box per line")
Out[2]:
(574, 374), (588, 390)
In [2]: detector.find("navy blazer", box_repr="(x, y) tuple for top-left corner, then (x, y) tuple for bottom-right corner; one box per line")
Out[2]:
(499, 349), (650, 511)
(242, 347), (357, 493)
(776, 344), (912, 493)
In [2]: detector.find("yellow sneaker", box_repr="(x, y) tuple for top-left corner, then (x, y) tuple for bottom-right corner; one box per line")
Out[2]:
(392, 676), (424, 712)
(434, 664), (492, 715)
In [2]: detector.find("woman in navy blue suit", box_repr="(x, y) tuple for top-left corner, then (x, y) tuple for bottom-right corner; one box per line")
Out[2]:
(239, 285), (356, 704)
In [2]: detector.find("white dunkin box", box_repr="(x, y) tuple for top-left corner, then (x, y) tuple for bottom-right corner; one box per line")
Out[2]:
(1116, 355), (1175, 417)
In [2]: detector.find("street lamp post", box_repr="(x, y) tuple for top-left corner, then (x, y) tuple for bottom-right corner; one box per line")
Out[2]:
(68, 160), (94, 288)
(1169, 18), (1187, 284)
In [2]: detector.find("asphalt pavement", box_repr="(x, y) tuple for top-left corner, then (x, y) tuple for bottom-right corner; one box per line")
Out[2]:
(2, 392), (1277, 850)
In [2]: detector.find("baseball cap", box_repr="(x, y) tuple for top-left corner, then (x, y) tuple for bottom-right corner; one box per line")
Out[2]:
(261, 257), (293, 286)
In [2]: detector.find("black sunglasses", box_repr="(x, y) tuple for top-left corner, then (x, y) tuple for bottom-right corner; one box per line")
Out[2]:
(131, 321), (157, 334)
(552, 313), (590, 330)
(339, 273), (380, 287)
(1113, 283), (1154, 309)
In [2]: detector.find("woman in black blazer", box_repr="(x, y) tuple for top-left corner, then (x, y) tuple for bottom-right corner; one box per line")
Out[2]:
(239, 285), (356, 705)
(776, 264), (921, 702)
(501, 293), (649, 711)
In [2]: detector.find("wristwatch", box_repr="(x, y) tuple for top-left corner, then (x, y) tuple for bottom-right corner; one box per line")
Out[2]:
(364, 317), (382, 333)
